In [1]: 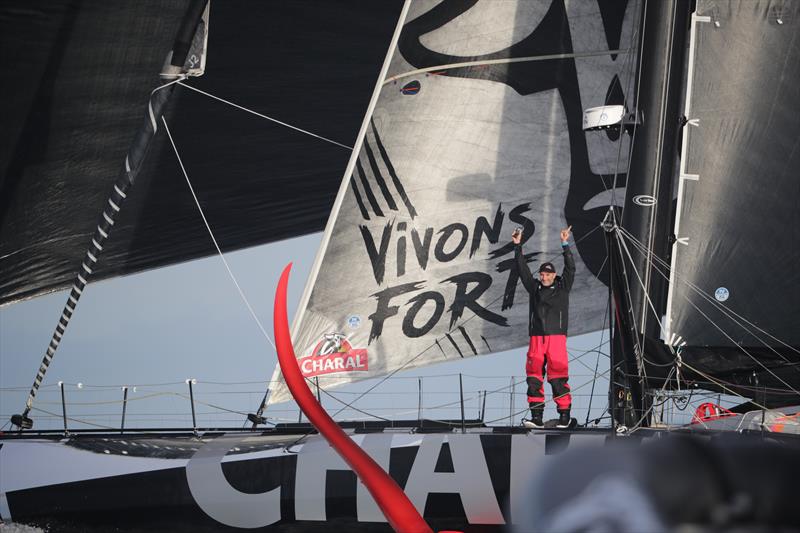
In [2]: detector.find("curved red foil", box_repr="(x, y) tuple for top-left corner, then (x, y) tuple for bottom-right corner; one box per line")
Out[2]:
(274, 263), (432, 533)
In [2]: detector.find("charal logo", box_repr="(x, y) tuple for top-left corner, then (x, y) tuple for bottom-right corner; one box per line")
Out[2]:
(298, 333), (368, 377)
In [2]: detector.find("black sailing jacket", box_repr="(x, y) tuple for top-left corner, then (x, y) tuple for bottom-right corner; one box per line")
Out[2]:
(515, 243), (575, 336)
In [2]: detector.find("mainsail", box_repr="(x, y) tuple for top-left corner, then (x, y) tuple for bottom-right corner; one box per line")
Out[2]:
(268, 0), (641, 404)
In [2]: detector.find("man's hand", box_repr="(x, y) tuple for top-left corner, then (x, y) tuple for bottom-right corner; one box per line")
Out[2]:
(512, 228), (522, 245)
(560, 225), (572, 243)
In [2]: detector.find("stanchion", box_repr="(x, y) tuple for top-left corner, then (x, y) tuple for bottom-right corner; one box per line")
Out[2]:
(58, 381), (69, 436)
(186, 378), (198, 434)
(418, 377), (423, 427)
(508, 377), (514, 426)
(120, 386), (129, 434)
(459, 374), (465, 434)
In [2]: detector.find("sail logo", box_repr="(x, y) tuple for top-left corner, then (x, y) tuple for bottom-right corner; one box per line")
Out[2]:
(299, 333), (368, 377)
(633, 195), (657, 207)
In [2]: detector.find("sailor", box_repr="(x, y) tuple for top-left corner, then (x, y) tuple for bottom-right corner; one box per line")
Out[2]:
(512, 225), (575, 429)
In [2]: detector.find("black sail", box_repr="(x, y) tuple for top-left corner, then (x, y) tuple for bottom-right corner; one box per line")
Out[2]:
(645, 0), (800, 405)
(0, 0), (403, 306)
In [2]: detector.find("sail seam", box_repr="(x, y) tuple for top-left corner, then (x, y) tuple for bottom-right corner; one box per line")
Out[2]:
(383, 49), (630, 85)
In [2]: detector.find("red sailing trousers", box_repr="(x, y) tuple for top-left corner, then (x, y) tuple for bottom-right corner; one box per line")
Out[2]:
(525, 335), (571, 410)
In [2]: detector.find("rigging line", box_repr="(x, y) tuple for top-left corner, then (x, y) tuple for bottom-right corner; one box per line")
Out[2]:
(30, 406), (115, 430)
(153, 75), (188, 94)
(615, 230), (669, 338)
(173, 393), (250, 416)
(384, 49), (630, 85)
(162, 116), (276, 352)
(36, 392), (175, 407)
(67, 380), (187, 389)
(176, 81), (352, 150)
(679, 362), (770, 412)
(610, 231), (646, 368)
(619, 227), (800, 359)
(586, 286), (612, 425)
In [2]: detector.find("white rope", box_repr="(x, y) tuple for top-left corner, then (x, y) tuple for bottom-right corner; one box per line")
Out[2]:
(615, 230), (669, 339)
(152, 75), (187, 94)
(162, 116), (276, 352)
(176, 81), (352, 150)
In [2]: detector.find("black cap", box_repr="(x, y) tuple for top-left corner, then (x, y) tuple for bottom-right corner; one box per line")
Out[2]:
(538, 262), (556, 273)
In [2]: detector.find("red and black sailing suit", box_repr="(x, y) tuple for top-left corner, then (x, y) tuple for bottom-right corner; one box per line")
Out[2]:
(515, 241), (575, 415)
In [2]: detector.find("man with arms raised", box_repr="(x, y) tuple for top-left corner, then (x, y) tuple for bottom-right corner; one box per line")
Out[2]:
(512, 225), (574, 428)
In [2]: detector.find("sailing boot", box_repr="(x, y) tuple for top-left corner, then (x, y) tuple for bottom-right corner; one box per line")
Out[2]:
(523, 403), (544, 429)
(556, 409), (572, 428)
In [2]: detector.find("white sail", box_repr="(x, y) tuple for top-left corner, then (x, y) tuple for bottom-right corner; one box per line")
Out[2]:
(269, 0), (640, 404)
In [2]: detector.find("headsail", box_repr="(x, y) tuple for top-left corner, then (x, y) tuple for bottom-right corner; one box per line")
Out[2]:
(268, 0), (642, 405)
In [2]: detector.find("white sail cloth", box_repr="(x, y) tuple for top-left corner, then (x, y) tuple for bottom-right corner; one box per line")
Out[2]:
(268, 0), (638, 405)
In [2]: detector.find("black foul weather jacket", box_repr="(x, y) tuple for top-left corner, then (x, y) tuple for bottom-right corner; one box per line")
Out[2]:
(515, 243), (575, 336)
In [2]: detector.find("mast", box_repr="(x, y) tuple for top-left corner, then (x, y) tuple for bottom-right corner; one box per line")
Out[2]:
(621, 0), (690, 343)
(605, 0), (690, 428)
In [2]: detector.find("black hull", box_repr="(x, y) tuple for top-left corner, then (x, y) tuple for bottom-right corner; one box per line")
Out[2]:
(3, 426), (799, 531)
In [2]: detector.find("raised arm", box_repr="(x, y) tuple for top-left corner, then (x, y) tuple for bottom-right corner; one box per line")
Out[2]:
(513, 228), (536, 293)
(560, 226), (575, 291)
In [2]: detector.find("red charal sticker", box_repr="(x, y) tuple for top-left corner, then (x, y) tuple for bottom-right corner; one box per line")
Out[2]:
(298, 333), (369, 377)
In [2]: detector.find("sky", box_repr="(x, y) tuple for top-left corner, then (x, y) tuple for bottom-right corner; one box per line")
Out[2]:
(0, 232), (613, 432)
